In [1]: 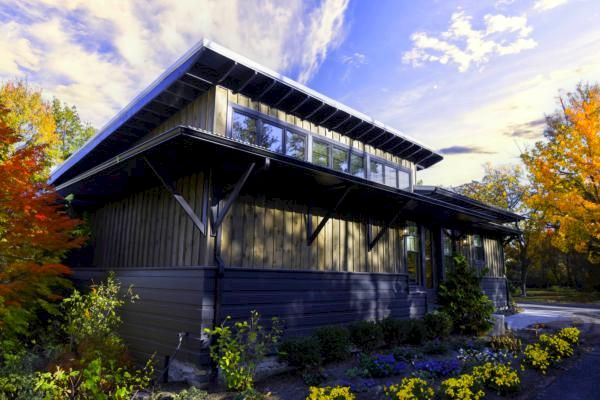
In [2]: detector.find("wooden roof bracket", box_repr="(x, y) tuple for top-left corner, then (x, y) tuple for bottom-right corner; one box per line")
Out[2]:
(144, 156), (207, 236)
(367, 203), (408, 251)
(306, 185), (353, 246)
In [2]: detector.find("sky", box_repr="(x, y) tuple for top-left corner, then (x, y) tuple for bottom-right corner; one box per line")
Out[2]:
(0, 0), (598, 186)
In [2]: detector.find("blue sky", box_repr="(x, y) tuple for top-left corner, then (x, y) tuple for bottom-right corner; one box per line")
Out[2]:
(1, 0), (598, 185)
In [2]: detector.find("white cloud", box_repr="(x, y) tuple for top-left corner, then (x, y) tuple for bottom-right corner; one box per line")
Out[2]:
(341, 52), (367, 66)
(534, 0), (570, 11)
(0, 0), (350, 127)
(402, 11), (537, 72)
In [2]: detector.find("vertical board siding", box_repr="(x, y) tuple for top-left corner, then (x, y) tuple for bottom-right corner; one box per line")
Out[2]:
(220, 268), (427, 338)
(90, 172), (209, 269)
(71, 268), (215, 367)
(220, 197), (405, 273)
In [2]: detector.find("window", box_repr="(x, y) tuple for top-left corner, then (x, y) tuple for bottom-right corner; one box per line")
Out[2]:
(424, 228), (434, 289)
(443, 230), (454, 273)
(312, 139), (329, 167)
(384, 165), (397, 188)
(473, 234), (485, 263)
(405, 222), (419, 282)
(370, 160), (384, 184)
(332, 147), (349, 173)
(398, 169), (411, 190)
(261, 123), (283, 152)
(350, 154), (365, 178)
(231, 111), (257, 144)
(286, 131), (306, 160)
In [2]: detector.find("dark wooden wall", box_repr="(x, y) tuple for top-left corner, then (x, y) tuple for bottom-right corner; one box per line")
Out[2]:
(481, 277), (509, 309)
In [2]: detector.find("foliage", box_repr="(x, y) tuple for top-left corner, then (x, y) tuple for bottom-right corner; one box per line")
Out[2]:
(279, 336), (322, 369)
(34, 357), (154, 400)
(383, 377), (435, 400)
(522, 83), (600, 263)
(421, 340), (449, 355)
(348, 321), (383, 353)
(538, 334), (573, 361)
(204, 310), (283, 392)
(0, 340), (40, 400)
(472, 362), (520, 394)
(170, 387), (209, 400)
(306, 385), (355, 400)
(0, 104), (84, 340)
(378, 318), (404, 347)
(356, 353), (406, 378)
(314, 325), (351, 362)
(557, 327), (581, 345)
(440, 373), (485, 400)
(489, 333), (522, 353)
(437, 255), (494, 335)
(456, 348), (513, 366)
(400, 319), (427, 346)
(414, 359), (461, 378)
(51, 98), (95, 162)
(423, 311), (453, 340)
(392, 346), (422, 362)
(523, 343), (550, 374)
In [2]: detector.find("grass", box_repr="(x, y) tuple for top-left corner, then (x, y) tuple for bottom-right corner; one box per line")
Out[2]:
(514, 287), (600, 305)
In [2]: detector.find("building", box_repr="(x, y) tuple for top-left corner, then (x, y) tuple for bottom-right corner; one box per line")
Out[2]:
(51, 40), (522, 376)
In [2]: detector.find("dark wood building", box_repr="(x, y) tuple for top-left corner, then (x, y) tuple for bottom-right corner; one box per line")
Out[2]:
(51, 40), (522, 376)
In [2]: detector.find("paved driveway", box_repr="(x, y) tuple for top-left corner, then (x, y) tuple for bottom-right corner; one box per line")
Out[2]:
(506, 303), (600, 330)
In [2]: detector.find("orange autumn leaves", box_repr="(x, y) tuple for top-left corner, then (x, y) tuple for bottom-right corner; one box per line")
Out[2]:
(0, 104), (84, 333)
(523, 84), (600, 264)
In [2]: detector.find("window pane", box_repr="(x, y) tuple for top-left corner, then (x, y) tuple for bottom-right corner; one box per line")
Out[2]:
(384, 165), (397, 187)
(398, 169), (411, 190)
(286, 131), (305, 160)
(332, 147), (349, 173)
(260, 123), (283, 153)
(231, 112), (257, 144)
(405, 222), (419, 282)
(312, 140), (329, 167)
(350, 154), (365, 178)
(370, 160), (384, 184)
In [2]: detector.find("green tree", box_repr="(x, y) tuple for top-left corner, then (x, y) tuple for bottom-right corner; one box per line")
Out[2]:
(51, 98), (95, 162)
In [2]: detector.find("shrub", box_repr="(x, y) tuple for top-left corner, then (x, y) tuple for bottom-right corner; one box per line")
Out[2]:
(414, 359), (461, 378)
(472, 362), (520, 394)
(384, 377), (435, 400)
(393, 346), (422, 362)
(348, 321), (383, 353)
(423, 311), (453, 340)
(440, 373), (485, 400)
(539, 334), (573, 361)
(204, 310), (283, 392)
(489, 333), (522, 353)
(523, 343), (550, 374)
(557, 327), (580, 345)
(307, 385), (355, 400)
(358, 353), (407, 378)
(315, 325), (351, 362)
(422, 340), (449, 355)
(400, 319), (427, 346)
(171, 387), (209, 400)
(378, 318), (404, 347)
(437, 255), (494, 335)
(279, 336), (322, 369)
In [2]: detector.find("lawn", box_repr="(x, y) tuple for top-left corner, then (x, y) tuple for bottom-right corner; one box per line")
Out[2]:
(514, 287), (600, 305)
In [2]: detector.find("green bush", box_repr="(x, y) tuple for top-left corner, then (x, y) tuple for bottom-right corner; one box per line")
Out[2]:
(400, 319), (427, 346)
(348, 321), (383, 353)
(279, 336), (322, 369)
(393, 346), (422, 362)
(204, 310), (283, 392)
(378, 318), (404, 347)
(422, 339), (449, 355)
(315, 325), (351, 362)
(423, 311), (453, 340)
(437, 255), (494, 335)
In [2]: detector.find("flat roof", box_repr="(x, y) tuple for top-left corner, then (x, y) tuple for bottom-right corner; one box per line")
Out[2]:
(50, 39), (443, 186)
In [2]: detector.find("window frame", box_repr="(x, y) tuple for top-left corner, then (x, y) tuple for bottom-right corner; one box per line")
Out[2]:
(472, 234), (485, 264)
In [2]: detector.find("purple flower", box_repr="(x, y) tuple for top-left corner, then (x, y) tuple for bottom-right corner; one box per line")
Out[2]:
(414, 359), (461, 377)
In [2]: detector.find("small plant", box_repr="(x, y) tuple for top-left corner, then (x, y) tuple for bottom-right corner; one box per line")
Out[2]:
(456, 347), (513, 366)
(423, 311), (453, 340)
(204, 311), (283, 392)
(357, 353), (406, 378)
(279, 336), (322, 369)
(348, 321), (383, 353)
(489, 333), (522, 353)
(472, 362), (520, 394)
(539, 334), (573, 361)
(315, 325), (351, 362)
(393, 346), (422, 362)
(307, 385), (355, 400)
(557, 327), (580, 345)
(378, 318), (404, 347)
(523, 343), (550, 374)
(437, 255), (494, 335)
(384, 377), (435, 400)
(422, 339), (449, 355)
(414, 359), (461, 378)
(171, 387), (209, 400)
(440, 373), (485, 400)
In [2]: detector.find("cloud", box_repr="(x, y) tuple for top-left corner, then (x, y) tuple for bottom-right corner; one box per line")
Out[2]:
(534, 0), (570, 11)
(402, 10), (537, 72)
(504, 118), (546, 138)
(341, 52), (367, 66)
(439, 145), (496, 155)
(0, 0), (350, 127)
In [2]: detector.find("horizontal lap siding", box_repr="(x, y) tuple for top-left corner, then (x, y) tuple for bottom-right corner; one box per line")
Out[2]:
(481, 277), (508, 309)
(220, 268), (427, 338)
(71, 268), (215, 367)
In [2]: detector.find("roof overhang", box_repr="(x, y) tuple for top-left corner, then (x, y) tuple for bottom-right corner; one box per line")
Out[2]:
(56, 126), (516, 237)
(50, 39), (443, 186)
